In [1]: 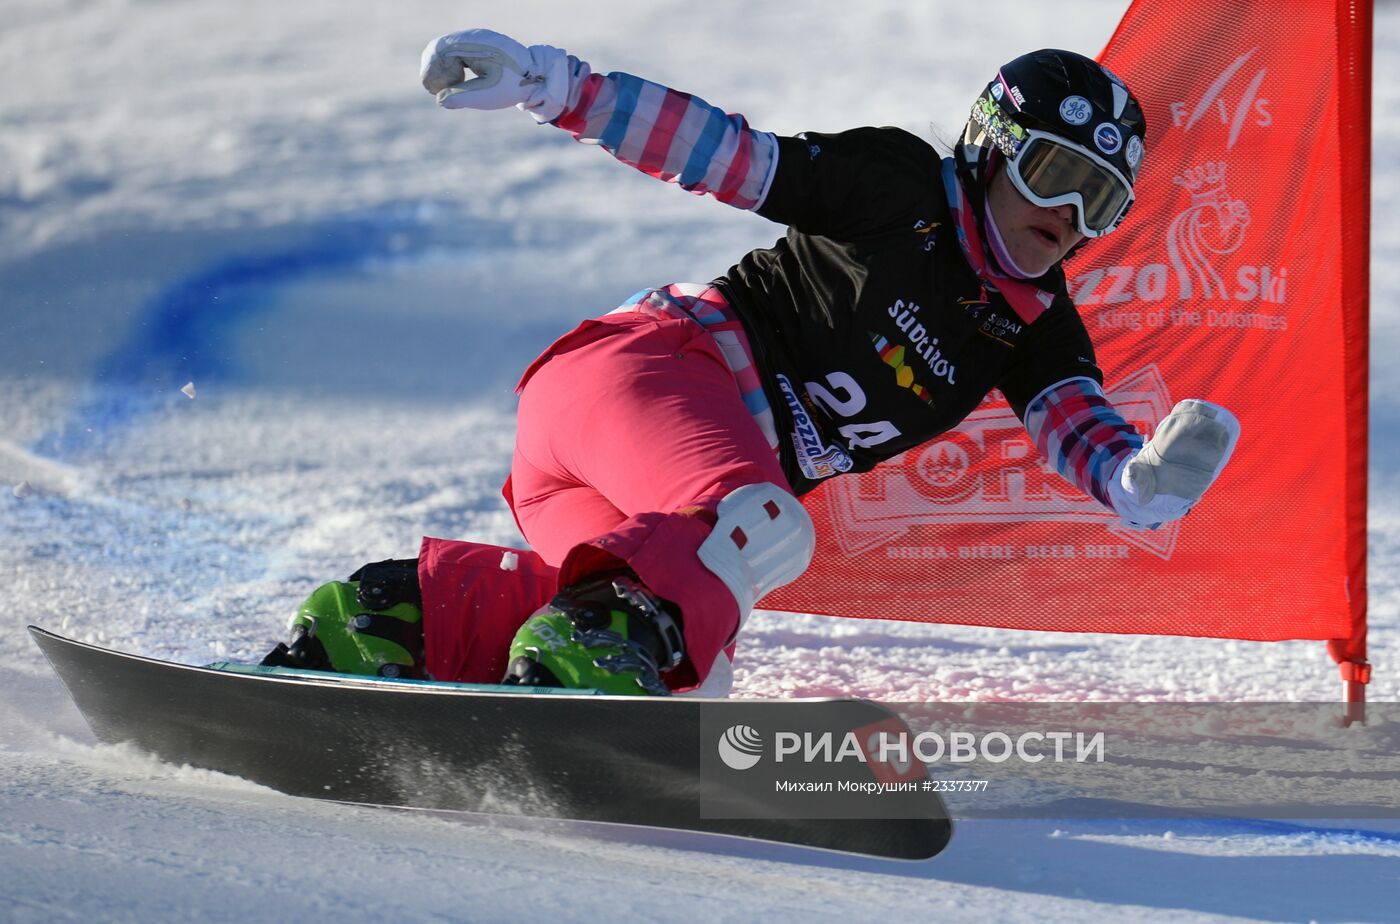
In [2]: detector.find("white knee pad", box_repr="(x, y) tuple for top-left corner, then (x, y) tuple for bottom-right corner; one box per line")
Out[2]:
(697, 483), (815, 627)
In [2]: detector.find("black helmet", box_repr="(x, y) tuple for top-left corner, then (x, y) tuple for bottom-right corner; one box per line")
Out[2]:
(955, 49), (1147, 238)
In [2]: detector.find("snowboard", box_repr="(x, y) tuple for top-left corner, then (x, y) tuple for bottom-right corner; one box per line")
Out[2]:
(29, 626), (952, 860)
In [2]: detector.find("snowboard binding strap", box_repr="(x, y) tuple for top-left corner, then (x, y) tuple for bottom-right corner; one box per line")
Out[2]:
(347, 558), (422, 610)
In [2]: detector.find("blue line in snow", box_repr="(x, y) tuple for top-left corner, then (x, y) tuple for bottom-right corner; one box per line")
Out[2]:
(33, 218), (413, 461)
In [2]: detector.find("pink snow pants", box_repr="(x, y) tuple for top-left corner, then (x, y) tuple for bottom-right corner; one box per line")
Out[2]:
(420, 308), (793, 691)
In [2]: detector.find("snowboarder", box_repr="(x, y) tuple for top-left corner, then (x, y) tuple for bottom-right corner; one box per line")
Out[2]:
(261, 31), (1239, 697)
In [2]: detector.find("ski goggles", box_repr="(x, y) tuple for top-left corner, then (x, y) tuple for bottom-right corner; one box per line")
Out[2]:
(1003, 130), (1135, 238)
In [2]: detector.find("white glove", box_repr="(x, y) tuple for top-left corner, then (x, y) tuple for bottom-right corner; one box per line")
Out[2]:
(419, 29), (572, 122)
(1107, 399), (1241, 530)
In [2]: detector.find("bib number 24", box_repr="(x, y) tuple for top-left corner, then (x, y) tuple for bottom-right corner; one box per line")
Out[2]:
(806, 372), (901, 450)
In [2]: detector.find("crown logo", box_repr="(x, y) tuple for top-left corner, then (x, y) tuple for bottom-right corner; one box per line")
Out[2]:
(1172, 162), (1228, 192)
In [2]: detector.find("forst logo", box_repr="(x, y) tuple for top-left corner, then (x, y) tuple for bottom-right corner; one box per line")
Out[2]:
(910, 442), (969, 491)
(821, 368), (1183, 561)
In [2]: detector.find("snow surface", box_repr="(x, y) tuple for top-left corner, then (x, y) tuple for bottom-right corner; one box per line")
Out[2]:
(2, 0), (1399, 920)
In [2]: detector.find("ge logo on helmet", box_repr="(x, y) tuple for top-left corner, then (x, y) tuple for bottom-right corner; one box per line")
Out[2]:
(1059, 95), (1092, 126)
(717, 724), (764, 770)
(1094, 123), (1123, 155)
(1126, 135), (1144, 171)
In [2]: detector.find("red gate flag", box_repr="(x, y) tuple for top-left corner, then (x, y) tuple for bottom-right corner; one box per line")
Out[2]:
(766, 0), (1373, 702)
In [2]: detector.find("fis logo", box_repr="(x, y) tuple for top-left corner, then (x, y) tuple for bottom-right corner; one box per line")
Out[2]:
(1169, 48), (1272, 149)
(912, 218), (938, 253)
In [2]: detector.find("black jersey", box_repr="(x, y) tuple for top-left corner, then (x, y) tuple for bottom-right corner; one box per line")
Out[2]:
(713, 127), (1103, 495)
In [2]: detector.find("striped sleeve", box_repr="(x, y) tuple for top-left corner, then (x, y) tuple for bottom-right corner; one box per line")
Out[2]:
(547, 58), (778, 211)
(1023, 377), (1144, 509)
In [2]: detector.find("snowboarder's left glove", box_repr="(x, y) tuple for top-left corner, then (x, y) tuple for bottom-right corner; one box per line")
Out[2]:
(1107, 399), (1241, 530)
(419, 28), (572, 123)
